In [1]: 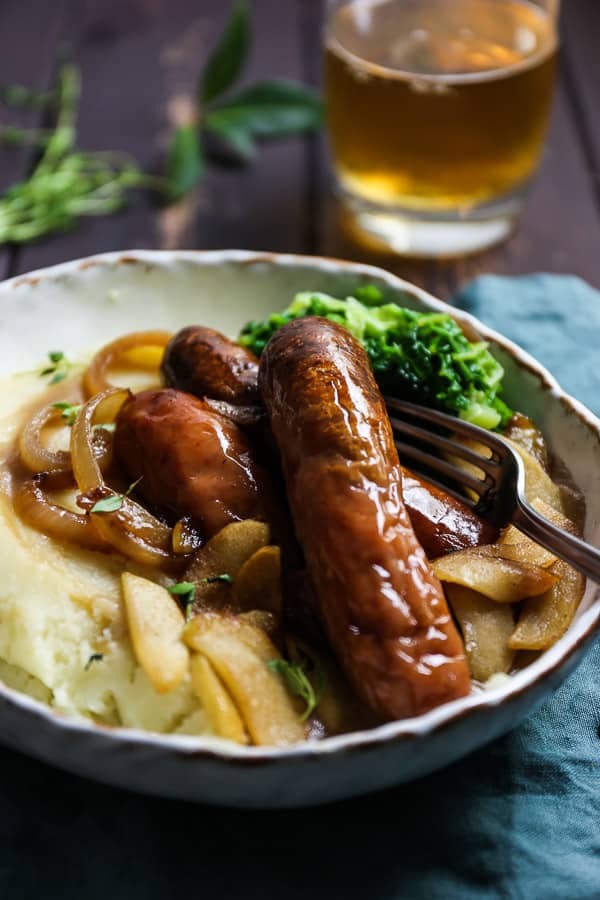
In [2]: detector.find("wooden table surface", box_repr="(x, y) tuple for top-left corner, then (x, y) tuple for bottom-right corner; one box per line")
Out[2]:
(1, 0), (599, 300)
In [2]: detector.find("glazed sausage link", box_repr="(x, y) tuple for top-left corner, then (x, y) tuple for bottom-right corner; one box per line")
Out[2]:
(259, 318), (470, 721)
(162, 326), (260, 406)
(401, 468), (497, 557)
(114, 388), (269, 539)
(162, 326), (494, 557)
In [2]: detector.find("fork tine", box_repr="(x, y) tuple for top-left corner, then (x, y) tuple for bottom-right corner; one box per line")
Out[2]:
(393, 439), (490, 497)
(384, 396), (511, 457)
(387, 415), (501, 476)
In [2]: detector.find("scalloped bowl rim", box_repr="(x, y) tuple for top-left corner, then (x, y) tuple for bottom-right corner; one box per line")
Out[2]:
(0, 248), (598, 764)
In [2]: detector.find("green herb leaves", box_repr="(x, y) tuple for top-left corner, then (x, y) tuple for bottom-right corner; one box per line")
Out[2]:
(85, 653), (104, 671)
(52, 400), (82, 425)
(90, 476), (143, 514)
(267, 656), (325, 722)
(205, 81), (323, 161)
(168, 582), (196, 620)
(165, 0), (323, 195)
(41, 351), (74, 385)
(167, 124), (205, 202)
(89, 495), (124, 514)
(200, 0), (251, 105)
(204, 573), (234, 585)
(168, 574), (232, 620)
(0, 65), (171, 246)
(0, 2), (323, 245)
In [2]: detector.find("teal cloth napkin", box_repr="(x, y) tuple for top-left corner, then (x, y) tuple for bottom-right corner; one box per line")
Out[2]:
(1, 274), (599, 900)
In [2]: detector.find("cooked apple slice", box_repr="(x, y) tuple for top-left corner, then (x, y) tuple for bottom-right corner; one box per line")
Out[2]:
(184, 613), (305, 746)
(503, 412), (548, 469)
(432, 547), (558, 603)
(233, 545), (282, 616)
(509, 503), (585, 650)
(509, 560), (585, 651)
(499, 496), (576, 568)
(480, 539), (556, 569)
(190, 654), (248, 745)
(121, 572), (189, 693)
(445, 584), (515, 682)
(184, 520), (270, 612)
(504, 438), (563, 512)
(445, 436), (491, 503)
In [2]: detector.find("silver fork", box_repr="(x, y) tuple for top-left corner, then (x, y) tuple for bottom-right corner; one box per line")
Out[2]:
(384, 396), (600, 584)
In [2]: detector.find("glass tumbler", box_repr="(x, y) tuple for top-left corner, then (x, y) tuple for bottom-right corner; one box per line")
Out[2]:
(324, 0), (561, 257)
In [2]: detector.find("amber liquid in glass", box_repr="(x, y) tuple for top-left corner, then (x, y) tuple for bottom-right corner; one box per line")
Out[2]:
(325, 0), (557, 213)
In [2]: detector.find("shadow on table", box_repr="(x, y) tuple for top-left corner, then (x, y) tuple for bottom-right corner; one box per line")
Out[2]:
(0, 738), (511, 900)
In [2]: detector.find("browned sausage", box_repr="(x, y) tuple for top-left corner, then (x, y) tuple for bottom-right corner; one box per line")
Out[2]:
(161, 326), (260, 405)
(114, 388), (268, 538)
(164, 325), (494, 557)
(259, 318), (470, 721)
(401, 468), (498, 558)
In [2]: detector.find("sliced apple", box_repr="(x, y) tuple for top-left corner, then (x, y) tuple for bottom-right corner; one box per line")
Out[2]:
(500, 496), (577, 567)
(445, 583), (515, 682)
(233, 545), (282, 616)
(432, 547), (558, 603)
(479, 539), (556, 569)
(445, 436), (491, 503)
(504, 438), (563, 512)
(509, 559), (586, 651)
(184, 520), (270, 612)
(121, 572), (189, 693)
(190, 654), (248, 745)
(503, 412), (548, 469)
(184, 613), (305, 746)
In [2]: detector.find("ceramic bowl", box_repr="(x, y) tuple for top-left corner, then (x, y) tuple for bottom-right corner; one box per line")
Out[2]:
(0, 250), (599, 808)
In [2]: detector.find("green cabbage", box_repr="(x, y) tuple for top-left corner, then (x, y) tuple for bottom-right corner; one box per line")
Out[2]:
(239, 287), (512, 430)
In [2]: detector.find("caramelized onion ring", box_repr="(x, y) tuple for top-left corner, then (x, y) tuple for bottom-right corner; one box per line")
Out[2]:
(14, 474), (111, 553)
(72, 389), (180, 568)
(19, 405), (72, 474)
(83, 331), (172, 398)
(19, 404), (112, 475)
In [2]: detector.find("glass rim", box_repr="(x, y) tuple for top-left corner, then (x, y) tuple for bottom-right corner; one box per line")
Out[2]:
(324, 24), (558, 87)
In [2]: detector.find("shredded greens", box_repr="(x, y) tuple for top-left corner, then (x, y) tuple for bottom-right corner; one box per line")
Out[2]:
(240, 288), (512, 430)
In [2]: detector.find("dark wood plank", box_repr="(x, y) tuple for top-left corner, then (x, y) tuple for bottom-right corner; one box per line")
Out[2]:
(190, 0), (309, 253)
(16, 0), (310, 275)
(318, 14), (600, 300)
(0, 0), (67, 279)
(562, 0), (600, 190)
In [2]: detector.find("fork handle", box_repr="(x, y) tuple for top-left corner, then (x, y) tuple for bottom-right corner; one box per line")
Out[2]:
(512, 498), (600, 585)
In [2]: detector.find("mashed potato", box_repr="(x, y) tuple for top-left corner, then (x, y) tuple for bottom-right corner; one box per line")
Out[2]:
(0, 372), (211, 736)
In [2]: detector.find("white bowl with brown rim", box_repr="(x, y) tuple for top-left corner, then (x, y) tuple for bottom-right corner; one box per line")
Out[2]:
(0, 249), (598, 808)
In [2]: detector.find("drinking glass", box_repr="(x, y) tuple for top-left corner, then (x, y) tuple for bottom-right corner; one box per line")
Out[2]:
(324, 0), (561, 257)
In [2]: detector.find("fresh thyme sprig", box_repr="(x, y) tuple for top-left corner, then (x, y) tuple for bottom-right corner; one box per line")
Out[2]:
(0, 65), (172, 245)
(167, 582), (196, 621)
(52, 400), (82, 425)
(90, 476), (143, 514)
(84, 653), (104, 671)
(267, 653), (326, 722)
(40, 351), (75, 385)
(0, 2), (323, 242)
(168, 574), (234, 621)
